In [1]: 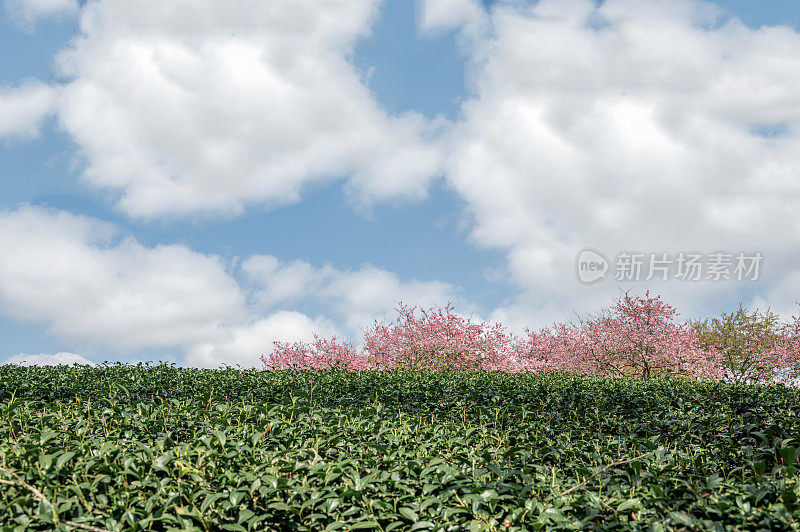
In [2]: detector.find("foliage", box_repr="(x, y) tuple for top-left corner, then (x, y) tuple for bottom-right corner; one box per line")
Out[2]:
(2, 364), (800, 530)
(691, 304), (800, 385)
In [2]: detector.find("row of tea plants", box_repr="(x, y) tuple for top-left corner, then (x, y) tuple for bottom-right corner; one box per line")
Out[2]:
(1, 364), (800, 530)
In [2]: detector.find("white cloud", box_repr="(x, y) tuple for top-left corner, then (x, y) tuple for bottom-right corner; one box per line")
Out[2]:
(0, 80), (58, 139)
(4, 0), (77, 26)
(185, 312), (338, 369)
(440, 0), (800, 326)
(12, 0), (800, 362)
(53, 0), (443, 219)
(0, 207), (467, 367)
(751, 269), (800, 321)
(242, 255), (465, 335)
(2, 352), (94, 366)
(186, 255), (466, 368)
(323, 264), (464, 333)
(241, 256), (317, 308)
(189, 254), (472, 366)
(0, 205), (247, 350)
(418, 0), (486, 36)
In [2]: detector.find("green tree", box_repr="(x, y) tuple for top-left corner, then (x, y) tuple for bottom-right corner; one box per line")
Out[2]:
(690, 304), (788, 384)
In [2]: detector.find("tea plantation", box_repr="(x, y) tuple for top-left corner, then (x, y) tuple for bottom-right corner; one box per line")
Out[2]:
(1, 364), (799, 531)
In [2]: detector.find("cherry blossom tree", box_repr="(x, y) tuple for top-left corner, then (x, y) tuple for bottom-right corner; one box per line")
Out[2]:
(781, 307), (800, 385)
(511, 323), (581, 374)
(566, 291), (723, 380)
(261, 334), (369, 371)
(362, 303), (514, 371)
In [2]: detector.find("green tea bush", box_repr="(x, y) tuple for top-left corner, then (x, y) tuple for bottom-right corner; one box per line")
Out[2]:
(1, 364), (799, 530)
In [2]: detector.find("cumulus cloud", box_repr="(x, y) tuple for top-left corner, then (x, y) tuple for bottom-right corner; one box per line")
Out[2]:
(751, 269), (800, 321)
(242, 255), (465, 335)
(418, 0), (486, 36)
(4, 0), (78, 27)
(185, 254), (467, 368)
(187, 255), (469, 367)
(438, 0), (800, 326)
(185, 312), (338, 369)
(191, 255), (474, 367)
(0, 205), (247, 350)
(0, 207), (468, 367)
(0, 80), (58, 139)
(53, 0), (443, 219)
(2, 352), (94, 366)
(10, 0), (799, 362)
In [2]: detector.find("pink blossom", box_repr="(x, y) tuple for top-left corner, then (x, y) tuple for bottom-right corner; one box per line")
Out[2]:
(362, 303), (514, 371)
(260, 334), (370, 371)
(259, 294), (799, 387)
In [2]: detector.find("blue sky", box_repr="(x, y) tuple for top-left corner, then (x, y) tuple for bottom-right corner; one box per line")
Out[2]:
(2, 0), (800, 367)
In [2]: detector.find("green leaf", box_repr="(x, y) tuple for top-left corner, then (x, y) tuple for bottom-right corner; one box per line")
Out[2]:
(39, 431), (58, 446)
(617, 498), (640, 511)
(669, 511), (696, 526)
(220, 525), (248, 532)
(201, 493), (226, 512)
(349, 521), (380, 530)
(55, 451), (76, 471)
(782, 446), (796, 465)
(267, 502), (293, 512)
(399, 508), (418, 522)
(480, 489), (499, 501)
(39, 454), (53, 471)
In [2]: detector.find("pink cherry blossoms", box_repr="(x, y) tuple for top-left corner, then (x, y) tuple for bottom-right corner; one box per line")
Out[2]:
(751, 306), (800, 385)
(262, 334), (369, 371)
(261, 294), (800, 386)
(570, 292), (724, 380)
(363, 303), (514, 371)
